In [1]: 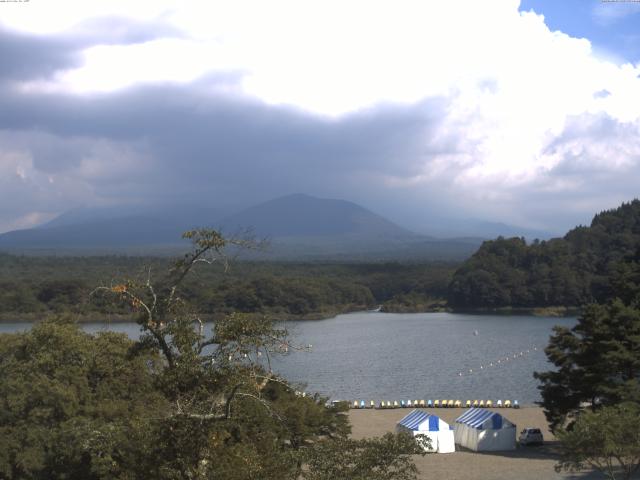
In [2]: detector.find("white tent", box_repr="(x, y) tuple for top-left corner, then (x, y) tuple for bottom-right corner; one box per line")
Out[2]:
(396, 409), (455, 453)
(454, 408), (516, 451)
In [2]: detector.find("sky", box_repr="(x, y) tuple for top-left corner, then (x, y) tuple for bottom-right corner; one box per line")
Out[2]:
(0, 0), (639, 235)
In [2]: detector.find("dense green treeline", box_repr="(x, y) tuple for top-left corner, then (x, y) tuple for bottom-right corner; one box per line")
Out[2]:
(0, 254), (456, 319)
(448, 200), (640, 309)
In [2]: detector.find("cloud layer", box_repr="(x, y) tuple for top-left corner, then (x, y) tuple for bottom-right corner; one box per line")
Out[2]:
(0, 0), (639, 234)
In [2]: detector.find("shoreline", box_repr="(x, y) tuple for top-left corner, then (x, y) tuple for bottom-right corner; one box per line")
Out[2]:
(0, 304), (579, 324)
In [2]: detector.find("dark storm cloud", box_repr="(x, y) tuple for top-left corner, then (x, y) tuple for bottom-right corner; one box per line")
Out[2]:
(0, 18), (181, 83)
(0, 28), (81, 82)
(0, 43), (450, 207)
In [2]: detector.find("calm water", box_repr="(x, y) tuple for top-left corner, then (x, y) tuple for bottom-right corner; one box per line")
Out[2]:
(1, 312), (575, 404)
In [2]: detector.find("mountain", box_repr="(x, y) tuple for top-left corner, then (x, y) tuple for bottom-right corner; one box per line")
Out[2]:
(418, 217), (555, 241)
(39, 205), (224, 231)
(220, 193), (416, 238)
(0, 205), (224, 253)
(217, 194), (483, 260)
(0, 194), (482, 260)
(448, 199), (640, 308)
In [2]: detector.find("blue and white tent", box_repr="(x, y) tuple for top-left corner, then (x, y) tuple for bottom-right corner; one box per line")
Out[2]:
(454, 408), (516, 451)
(396, 409), (455, 453)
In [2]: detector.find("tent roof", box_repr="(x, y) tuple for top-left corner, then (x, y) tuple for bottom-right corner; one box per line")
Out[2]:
(455, 408), (511, 430)
(398, 409), (447, 431)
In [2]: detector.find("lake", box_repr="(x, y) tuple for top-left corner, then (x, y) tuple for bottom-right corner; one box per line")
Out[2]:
(1, 311), (575, 404)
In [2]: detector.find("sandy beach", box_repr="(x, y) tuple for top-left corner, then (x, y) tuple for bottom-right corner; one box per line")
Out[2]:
(348, 407), (604, 480)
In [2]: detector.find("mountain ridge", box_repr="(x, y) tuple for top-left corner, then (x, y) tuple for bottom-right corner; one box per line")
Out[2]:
(0, 194), (484, 259)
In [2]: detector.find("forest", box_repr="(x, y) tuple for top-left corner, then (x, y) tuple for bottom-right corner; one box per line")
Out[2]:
(448, 200), (640, 309)
(0, 254), (455, 320)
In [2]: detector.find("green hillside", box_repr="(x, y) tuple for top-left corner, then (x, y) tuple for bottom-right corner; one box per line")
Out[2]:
(448, 200), (640, 309)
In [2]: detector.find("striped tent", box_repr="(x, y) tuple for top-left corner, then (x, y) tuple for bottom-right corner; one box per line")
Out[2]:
(454, 408), (516, 451)
(396, 409), (455, 453)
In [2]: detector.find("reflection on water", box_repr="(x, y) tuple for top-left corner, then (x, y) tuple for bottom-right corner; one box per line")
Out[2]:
(1, 312), (575, 403)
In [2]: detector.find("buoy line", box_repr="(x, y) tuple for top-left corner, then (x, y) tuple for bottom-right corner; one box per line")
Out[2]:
(456, 346), (541, 377)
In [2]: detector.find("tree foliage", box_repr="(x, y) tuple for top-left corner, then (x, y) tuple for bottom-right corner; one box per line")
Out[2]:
(0, 253), (455, 319)
(0, 317), (166, 479)
(0, 229), (424, 480)
(303, 433), (425, 480)
(556, 403), (640, 480)
(449, 200), (640, 308)
(534, 299), (640, 432)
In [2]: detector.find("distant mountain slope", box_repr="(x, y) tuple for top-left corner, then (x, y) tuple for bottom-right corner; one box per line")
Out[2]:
(0, 216), (188, 249)
(0, 194), (481, 260)
(39, 205), (223, 231)
(423, 218), (555, 241)
(220, 193), (417, 238)
(448, 199), (640, 308)
(215, 194), (483, 260)
(0, 205), (224, 251)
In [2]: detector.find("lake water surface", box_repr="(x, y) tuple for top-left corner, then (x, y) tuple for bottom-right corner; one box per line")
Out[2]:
(1, 311), (575, 404)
